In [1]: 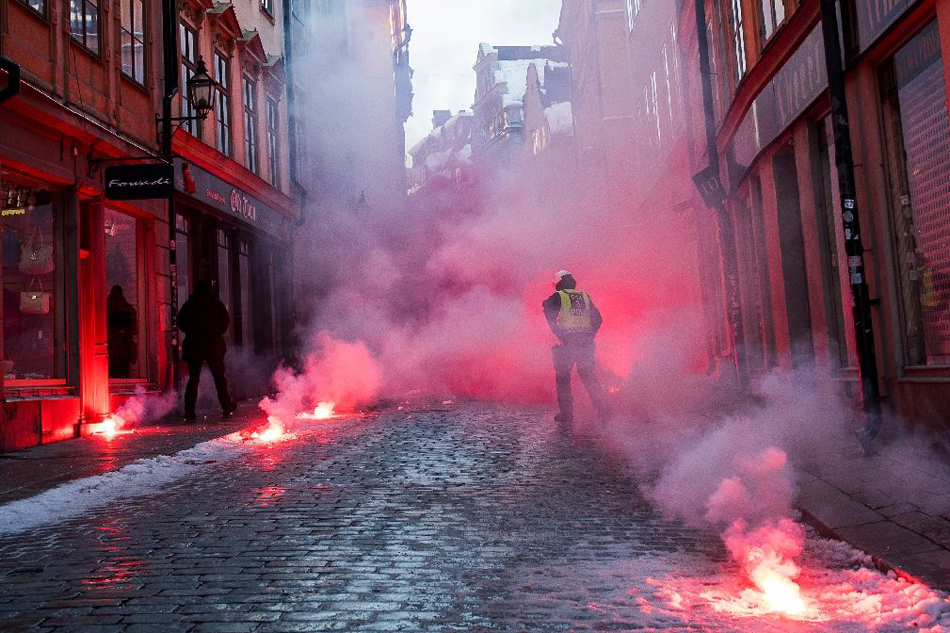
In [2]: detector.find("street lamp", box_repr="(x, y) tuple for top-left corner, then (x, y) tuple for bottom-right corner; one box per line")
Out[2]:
(188, 57), (215, 120)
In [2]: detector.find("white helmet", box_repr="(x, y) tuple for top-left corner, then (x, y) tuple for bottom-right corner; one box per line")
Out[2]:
(554, 270), (572, 285)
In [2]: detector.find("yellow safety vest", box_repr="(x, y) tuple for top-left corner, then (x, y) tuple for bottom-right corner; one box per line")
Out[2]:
(557, 290), (594, 333)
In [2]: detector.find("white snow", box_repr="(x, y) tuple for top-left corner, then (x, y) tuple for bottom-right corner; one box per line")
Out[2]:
(0, 434), (251, 535)
(544, 101), (573, 136)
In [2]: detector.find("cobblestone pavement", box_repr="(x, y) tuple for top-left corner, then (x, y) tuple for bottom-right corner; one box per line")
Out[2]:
(0, 404), (941, 631)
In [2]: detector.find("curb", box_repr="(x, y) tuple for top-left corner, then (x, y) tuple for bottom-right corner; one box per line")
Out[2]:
(797, 506), (919, 584)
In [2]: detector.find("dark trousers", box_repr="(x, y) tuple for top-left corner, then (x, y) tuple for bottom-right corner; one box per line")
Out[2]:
(553, 341), (609, 420)
(184, 355), (234, 415)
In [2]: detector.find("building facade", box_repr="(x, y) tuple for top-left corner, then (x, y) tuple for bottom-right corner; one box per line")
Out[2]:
(471, 44), (568, 169)
(603, 0), (950, 431)
(0, 0), (300, 452)
(688, 0), (950, 430)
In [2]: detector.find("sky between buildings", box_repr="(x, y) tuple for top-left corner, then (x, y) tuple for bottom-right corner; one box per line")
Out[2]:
(404, 0), (563, 153)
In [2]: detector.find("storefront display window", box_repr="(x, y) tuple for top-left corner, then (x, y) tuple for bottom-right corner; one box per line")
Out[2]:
(105, 209), (143, 379)
(217, 228), (233, 346)
(175, 214), (191, 310)
(881, 21), (950, 366)
(239, 238), (252, 349)
(1, 184), (67, 383)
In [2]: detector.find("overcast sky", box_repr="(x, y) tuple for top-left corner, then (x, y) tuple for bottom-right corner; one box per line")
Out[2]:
(404, 0), (562, 152)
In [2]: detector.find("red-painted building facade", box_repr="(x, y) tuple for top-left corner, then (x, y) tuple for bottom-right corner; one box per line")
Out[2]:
(0, 0), (300, 451)
(688, 0), (950, 430)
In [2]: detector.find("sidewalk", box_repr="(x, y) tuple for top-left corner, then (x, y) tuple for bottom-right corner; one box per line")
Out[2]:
(0, 402), (265, 505)
(797, 428), (950, 589)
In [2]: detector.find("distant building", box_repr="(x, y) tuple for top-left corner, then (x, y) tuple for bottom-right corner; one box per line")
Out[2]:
(522, 60), (573, 161)
(471, 44), (569, 169)
(407, 111), (475, 195)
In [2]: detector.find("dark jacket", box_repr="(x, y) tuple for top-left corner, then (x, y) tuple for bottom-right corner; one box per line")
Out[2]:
(177, 291), (230, 361)
(543, 278), (603, 345)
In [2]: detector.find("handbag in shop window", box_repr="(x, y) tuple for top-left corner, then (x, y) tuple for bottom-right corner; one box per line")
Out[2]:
(20, 278), (51, 315)
(19, 227), (55, 276)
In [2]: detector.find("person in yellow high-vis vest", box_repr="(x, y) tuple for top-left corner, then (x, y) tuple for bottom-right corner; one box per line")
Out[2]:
(542, 270), (610, 424)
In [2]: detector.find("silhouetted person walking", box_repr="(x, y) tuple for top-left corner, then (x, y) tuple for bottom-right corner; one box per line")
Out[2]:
(178, 280), (237, 421)
(542, 270), (610, 424)
(107, 285), (138, 379)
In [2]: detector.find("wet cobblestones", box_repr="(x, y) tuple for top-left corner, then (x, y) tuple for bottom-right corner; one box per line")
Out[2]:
(0, 404), (728, 631)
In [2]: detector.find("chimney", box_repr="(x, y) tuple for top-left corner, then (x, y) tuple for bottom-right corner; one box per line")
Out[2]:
(432, 110), (452, 129)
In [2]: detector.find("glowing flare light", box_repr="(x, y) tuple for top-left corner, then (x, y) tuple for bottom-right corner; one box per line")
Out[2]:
(251, 417), (287, 442)
(89, 414), (127, 439)
(296, 402), (336, 420)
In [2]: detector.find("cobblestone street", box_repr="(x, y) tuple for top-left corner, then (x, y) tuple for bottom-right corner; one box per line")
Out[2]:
(0, 404), (945, 632)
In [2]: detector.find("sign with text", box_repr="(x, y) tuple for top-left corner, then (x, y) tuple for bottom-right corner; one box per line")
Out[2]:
(174, 160), (290, 241)
(693, 165), (727, 208)
(105, 163), (174, 200)
(855, 0), (919, 53)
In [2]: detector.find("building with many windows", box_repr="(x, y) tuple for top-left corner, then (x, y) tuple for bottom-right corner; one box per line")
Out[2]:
(573, 0), (950, 430)
(0, 0), (301, 451)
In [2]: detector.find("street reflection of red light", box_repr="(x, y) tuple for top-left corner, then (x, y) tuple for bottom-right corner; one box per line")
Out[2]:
(254, 485), (286, 507)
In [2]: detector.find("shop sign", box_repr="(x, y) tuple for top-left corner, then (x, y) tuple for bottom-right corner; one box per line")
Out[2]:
(105, 164), (174, 200)
(730, 26), (827, 175)
(855, 0), (919, 54)
(174, 160), (289, 240)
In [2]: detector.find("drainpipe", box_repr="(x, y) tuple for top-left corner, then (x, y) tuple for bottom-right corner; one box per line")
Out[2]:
(692, 0), (747, 386)
(161, 0), (181, 390)
(818, 0), (882, 450)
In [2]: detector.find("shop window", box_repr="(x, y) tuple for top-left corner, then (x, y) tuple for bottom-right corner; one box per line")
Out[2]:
(217, 228), (234, 347)
(881, 22), (950, 366)
(261, 0), (272, 15)
(70, 0), (100, 54)
(105, 210), (144, 380)
(243, 77), (259, 174)
(214, 51), (232, 157)
(1, 185), (67, 383)
(239, 239), (252, 349)
(267, 98), (280, 187)
(175, 214), (191, 311)
(180, 23), (201, 138)
(16, 0), (46, 18)
(120, 0), (146, 84)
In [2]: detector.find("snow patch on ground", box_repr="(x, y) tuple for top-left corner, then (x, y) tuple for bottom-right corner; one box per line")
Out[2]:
(0, 434), (251, 536)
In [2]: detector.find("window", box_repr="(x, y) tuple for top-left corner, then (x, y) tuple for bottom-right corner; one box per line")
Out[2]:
(216, 229), (233, 347)
(239, 239), (252, 349)
(16, 0), (46, 18)
(105, 209), (144, 380)
(759, 0), (786, 40)
(243, 77), (259, 174)
(728, 0), (748, 81)
(266, 99), (280, 186)
(261, 0), (272, 14)
(180, 24), (201, 137)
(880, 22), (950, 366)
(121, 0), (146, 84)
(214, 51), (232, 157)
(1, 185), (67, 383)
(626, 0), (641, 30)
(70, 0), (100, 54)
(175, 215), (191, 313)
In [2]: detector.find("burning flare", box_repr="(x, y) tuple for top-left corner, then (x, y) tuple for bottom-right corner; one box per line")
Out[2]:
(297, 402), (336, 420)
(725, 519), (807, 617)
(252, 417), (287, 442)
(89, 414), (125, 439)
